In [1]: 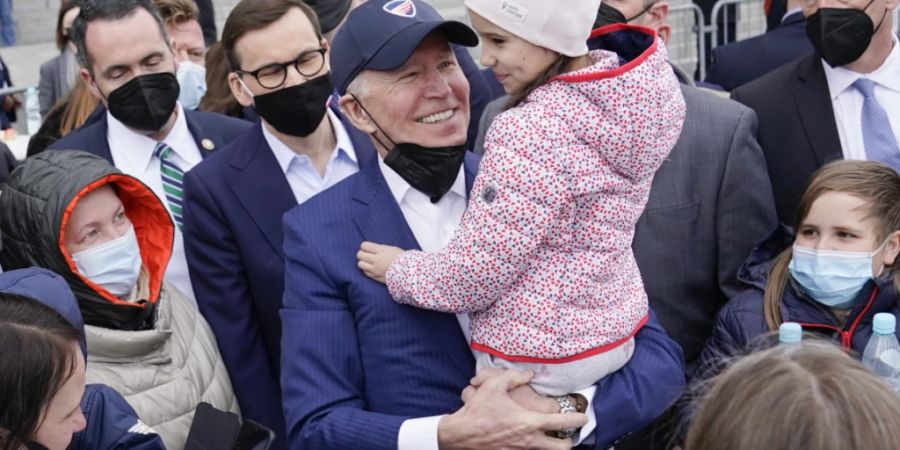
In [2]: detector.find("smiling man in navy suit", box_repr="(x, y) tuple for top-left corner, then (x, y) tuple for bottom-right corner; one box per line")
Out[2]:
(279, 1), (686, 449)
(49, 0), (251, 305)
(181, 1), (378, 448)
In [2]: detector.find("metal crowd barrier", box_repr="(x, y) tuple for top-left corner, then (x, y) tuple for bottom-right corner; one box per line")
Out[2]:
(709, 0), (767, 48)
(664, 0), (775, 80)
(667, 2), (707, 80)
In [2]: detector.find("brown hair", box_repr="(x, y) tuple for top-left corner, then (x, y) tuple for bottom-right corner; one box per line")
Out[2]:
(763, 160), (900, 330)
(221, 0), (322, 72)
(505, 54), (573, 110)
(684, 340), (900, 450)
(152, 0), (199, 25)
(55, 0), (83, 51)
(199, 42), (244, 117)
(70, 0), (170, 73)
(57, 78), (100, 136)
(0, 293), (81, 450)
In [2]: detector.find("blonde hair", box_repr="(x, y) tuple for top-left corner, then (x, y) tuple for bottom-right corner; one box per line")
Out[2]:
(763, 160), (900, 330)
(685, 340), (900, 450)
(57, 78), (99, 136)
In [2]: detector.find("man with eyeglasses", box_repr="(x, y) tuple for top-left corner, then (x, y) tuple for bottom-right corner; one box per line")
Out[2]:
(180, 1), (377, 447)
(48, 0), (251, 308)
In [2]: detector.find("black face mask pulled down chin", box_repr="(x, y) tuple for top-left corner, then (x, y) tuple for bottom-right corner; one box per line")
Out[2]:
(351, 95), (467, 203)
(383, 142), (467, 202)
(105, 72), (180, 132)
(805, 0), (887, 67)
(253, 73), (334, 137)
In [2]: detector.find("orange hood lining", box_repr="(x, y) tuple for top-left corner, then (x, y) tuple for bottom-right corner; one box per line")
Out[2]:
(58, 174), (174, 308)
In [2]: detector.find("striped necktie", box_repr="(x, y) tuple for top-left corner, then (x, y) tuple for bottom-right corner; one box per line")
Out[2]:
(154, 142), (184, 230)
(853, 78), (900, 171)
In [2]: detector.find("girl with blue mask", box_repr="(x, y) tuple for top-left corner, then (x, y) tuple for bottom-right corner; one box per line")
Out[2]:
(0, 150), (238, 450)
(692, 160), (900, 388)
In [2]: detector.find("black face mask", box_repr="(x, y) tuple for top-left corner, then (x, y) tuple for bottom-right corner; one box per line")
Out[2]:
(593, 2), (651, 27)
(383, 142), (467, 203)
(252, 73), (333, 137)
(106, 72), (179, 132)
(352, 95), (467, 203)
(805, 0), (887, 67)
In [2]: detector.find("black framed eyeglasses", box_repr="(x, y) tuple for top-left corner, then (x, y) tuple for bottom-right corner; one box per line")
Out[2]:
(236, 47), (327, 89)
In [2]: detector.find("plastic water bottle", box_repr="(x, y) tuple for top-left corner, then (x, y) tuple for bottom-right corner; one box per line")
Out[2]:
(24, 87), (41, 135)
(779, 322), (802, 345)
(862, 313), (900, 392)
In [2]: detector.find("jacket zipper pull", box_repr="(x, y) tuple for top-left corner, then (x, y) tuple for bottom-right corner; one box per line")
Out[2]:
(841, 331), (852, 350)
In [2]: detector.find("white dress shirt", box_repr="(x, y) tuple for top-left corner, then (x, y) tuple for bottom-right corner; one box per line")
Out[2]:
(380, 159), (598, 449)
(264, 109), (359, 204)
(824, 35), (900, 161)
(107, 102), (200, 306)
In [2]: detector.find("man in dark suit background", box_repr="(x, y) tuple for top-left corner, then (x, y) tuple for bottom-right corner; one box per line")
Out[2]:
(49, 0), (251, 305)
(703, 0), (813, 91)
(732, 0), (900, 225)
(182, 1), (378, 447)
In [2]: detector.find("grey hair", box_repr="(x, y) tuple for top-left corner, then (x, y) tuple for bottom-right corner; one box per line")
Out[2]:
(344, 70), (370, 99)
(70, 0), (170, 73)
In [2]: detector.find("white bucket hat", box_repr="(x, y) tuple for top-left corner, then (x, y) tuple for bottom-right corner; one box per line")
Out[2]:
(464, 0), (603, 57)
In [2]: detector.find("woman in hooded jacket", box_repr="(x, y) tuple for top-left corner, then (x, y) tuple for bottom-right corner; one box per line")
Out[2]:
(0, 150), (238, 450)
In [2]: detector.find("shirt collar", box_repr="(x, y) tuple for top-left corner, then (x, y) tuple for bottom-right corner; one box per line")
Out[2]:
(782, 8), (803, 22)
(263, 107), (357, 175)
(824, 35), (900, 99)
(106, 102), (190, 172)
(377, 154), (467, 204)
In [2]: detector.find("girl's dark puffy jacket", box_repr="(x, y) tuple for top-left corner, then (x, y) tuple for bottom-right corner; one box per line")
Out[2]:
(694, 225), (900, 379)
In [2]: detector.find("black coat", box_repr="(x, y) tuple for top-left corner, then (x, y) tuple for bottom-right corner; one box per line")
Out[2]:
(731, 52), (842, 225)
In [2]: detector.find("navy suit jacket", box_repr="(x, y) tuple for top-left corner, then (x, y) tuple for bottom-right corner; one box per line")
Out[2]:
(48, 108), (251, 161)
(731, 51), (841, 225)
(280, 150), (686, 449)
(704, 12), (812, 91)
(181, 112), (377, 450)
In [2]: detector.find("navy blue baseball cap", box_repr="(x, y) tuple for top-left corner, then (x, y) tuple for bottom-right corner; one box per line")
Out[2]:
(331, 0), (479, 95)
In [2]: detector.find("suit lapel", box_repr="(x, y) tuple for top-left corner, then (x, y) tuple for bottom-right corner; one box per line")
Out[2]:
(93, 117), (114, 162)
(351, 150), (474, 377)
(351, 150), (420, 251)
(227, 123), (297, 258)
(793, 54), (843, 166)
(184, 110), (218, 159)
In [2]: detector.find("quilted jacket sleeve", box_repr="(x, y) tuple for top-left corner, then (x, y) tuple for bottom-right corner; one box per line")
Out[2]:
(386, 123), (568, 314)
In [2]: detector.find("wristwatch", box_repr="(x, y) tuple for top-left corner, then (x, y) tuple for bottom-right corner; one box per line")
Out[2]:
(554, 395), (578, 439)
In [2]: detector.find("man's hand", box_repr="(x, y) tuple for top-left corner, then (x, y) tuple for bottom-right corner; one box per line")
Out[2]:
(463, 367), (558, 414)
(356, 241), (404, 284)
(438, 369), (586, 450)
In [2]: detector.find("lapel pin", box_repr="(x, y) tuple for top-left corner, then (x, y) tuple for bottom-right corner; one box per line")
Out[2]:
(201, 139), (215, 151)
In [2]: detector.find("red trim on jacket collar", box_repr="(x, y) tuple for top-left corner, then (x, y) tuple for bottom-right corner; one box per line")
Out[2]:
(58, 174), (174, 307)
(550, 24), (659, 84)
(795, 287), (880, 351)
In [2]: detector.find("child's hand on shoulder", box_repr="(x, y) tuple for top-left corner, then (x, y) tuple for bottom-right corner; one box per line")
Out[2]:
(357, 241), (404, 284)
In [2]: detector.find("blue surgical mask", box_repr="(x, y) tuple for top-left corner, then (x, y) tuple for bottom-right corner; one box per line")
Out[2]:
(72, 225), (143, 298)
(176, 61), (207, 110)
(788, 241), (887, 309)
